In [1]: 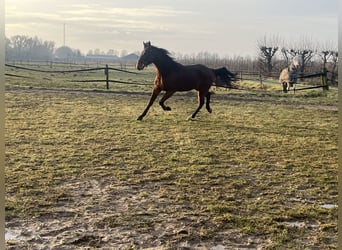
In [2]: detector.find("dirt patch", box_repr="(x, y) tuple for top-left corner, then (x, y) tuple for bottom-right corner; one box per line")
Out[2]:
(5, 178), (267, 249)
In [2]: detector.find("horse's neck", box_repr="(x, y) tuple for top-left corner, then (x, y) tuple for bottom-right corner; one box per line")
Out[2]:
(153, 56), (180, 76)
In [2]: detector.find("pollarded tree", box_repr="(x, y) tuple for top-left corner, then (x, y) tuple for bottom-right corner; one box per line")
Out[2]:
(257, 35), (280, 74)
(259, 46), (278, 73)
(329, 51), (338, 85)
(318, 50), (333, 69)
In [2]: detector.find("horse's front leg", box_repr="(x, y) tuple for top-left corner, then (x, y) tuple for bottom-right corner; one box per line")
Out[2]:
(159, 91), (175, 111)
(137, 87), (161, 120)
(282, 82), (288, 93)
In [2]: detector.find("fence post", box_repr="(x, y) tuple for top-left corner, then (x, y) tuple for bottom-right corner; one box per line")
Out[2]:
(259, 72), (263, 87)
(321, 68), (328, 91)
(105, 64), (109, 89)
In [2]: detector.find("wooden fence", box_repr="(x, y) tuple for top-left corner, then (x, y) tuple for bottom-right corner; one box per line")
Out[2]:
(235, 69), (334, 92)
(5, 63), (140, 90)
(5, 62), (335, 92)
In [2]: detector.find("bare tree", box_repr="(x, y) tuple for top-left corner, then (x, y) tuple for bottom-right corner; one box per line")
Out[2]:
(329, 51), (338, 85)
(106, 49), (118, 56)
(11, 35), (30, 59)
(318, 50), (333, 69)
(281, 48), (290, 66)
(5, 37), (11, 60)
(317, 41), (337, 69)
(257, 34), (280, 74)
(120, 49), (128, 58)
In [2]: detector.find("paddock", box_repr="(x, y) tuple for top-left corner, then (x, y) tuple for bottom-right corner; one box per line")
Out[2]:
(4, 62), (338, 249)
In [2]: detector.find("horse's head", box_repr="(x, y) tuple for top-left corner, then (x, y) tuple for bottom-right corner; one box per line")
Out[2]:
(136, 41), (154, 70)
(290, 55), (302, 70)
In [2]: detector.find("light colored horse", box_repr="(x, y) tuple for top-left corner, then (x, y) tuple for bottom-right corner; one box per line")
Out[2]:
(279, 56), (302, 93)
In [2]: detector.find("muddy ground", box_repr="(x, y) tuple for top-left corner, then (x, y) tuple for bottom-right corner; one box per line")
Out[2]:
(6, 178), (273, 249)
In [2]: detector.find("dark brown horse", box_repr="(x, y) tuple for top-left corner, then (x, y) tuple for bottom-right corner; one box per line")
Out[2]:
(136, 41), (236, 120)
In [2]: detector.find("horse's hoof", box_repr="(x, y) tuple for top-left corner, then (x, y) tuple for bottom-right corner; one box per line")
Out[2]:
(164, 106), (172, 111)
(207, 108), (212, 113)
(187, 115), (195, 121)
(137, 116), (143, 121)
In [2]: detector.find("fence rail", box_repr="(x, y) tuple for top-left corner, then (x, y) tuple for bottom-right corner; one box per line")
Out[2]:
(5, 63), (139, 90)
(5, 62), (336, 92)
(235, 68), (335, 92)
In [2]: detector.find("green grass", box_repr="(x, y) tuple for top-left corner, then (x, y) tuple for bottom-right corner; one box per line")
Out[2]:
(5, 64), (338, 248)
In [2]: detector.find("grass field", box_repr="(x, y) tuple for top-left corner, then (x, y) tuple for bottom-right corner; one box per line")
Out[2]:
(5, 64), (338, 249)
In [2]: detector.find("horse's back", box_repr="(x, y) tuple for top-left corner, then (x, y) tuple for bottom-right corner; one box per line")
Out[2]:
(185, 64), (213, 74)
(161, 64), (214, 91)
(279, 68), (289, 83)
(185, 64), (215, 87)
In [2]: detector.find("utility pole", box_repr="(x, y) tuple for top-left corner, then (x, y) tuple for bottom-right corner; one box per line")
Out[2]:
(63, 23), (66, 46)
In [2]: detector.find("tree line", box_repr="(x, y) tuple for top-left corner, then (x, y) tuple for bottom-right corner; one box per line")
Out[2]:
(5, 35), (135, 62)
(6, 35), (56, 61)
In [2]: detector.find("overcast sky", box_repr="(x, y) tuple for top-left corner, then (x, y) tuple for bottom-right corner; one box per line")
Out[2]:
(5, 0), (338, 57)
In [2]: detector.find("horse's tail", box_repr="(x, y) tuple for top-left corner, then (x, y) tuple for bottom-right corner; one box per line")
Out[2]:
(213, 67), (237, 88)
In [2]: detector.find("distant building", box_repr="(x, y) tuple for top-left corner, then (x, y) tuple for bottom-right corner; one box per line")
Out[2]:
(54, 46), (82, 62)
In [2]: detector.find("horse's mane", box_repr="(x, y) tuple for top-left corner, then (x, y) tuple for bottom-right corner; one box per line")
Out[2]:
(150, 45), (180, 69)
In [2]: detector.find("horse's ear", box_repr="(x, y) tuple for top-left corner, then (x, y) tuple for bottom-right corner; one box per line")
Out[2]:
(143, 41), (151, 48)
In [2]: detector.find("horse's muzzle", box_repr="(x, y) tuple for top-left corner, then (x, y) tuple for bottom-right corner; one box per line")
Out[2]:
(136, 62), (144, 70)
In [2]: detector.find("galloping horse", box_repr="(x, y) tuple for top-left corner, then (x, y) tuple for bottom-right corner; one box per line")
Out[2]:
(279, 56), (302, 93)
(136, 41), (236, 120)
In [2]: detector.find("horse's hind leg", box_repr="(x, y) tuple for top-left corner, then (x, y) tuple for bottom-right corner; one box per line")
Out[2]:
(137, 87), (161, 120)
(188, 91), (205, 120)
(205, 92), (212, 113)
(159, 91), (175, 111)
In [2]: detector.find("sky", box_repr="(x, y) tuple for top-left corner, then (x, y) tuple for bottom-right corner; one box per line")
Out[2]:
(5, 0), (338, 57)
